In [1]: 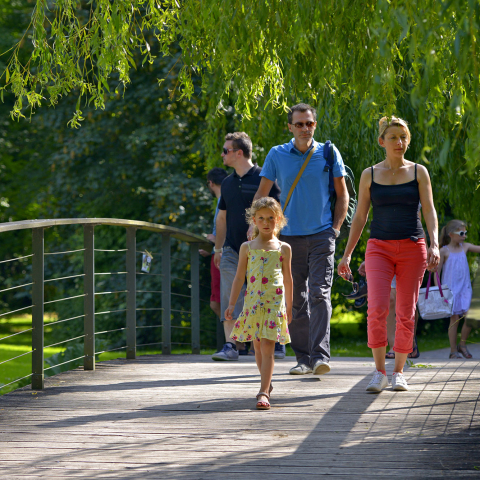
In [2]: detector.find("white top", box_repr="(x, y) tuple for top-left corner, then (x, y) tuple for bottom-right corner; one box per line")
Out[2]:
(442, 245), (472, 315)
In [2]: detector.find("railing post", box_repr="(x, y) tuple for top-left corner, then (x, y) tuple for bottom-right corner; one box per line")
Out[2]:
(162, 234), (171, 354)
(126, 227), (137, 359)
(31, 228), (44, 390)
(190, 243), (200, 354)
(83, 225), (95, 370)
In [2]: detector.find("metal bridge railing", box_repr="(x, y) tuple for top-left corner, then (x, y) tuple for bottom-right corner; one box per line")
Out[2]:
(0, 218), (214, 393)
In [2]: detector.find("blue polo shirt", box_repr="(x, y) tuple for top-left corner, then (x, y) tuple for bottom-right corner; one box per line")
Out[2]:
(261, 139), (346, 236)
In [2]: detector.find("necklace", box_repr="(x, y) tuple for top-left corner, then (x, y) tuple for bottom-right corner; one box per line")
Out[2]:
(384, 161), (404, 176)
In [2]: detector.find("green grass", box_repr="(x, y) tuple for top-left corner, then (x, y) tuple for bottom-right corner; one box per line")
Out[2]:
(0, 315), (64, 394)
(2, 309), (478, 395)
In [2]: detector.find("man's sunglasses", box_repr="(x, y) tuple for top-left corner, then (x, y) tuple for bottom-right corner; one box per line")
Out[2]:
(452, 230), (467, 237)
(222, 147), (239, 155)
(291, 121), (315, 129)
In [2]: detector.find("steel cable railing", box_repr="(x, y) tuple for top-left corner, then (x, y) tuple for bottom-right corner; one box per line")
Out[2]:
(0, 283), (34, 294)
(0, 218), (216, 395)
(0, 254), (34, 264)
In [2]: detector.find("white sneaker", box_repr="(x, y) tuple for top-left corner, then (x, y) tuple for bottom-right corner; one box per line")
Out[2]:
(313, 360), (331, 375)
(289, 363), (313, 375)
(366, 370), (389, 392)
(392, 372), (409, 391)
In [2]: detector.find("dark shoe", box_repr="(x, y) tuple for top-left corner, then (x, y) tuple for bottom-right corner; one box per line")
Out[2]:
(408, 338), (420, 359)
(449, 351), (463, 359)
(354, 296), (367, 308)
(457, 344), (472, 359)
(238, 345), (250, 356)
(344, 277), (368, 300)
(385, 351), (395, 359)
(274, 343), (286, 359)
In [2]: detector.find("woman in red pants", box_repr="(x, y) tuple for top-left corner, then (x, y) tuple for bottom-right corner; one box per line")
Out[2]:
(337, 116), (439, 392)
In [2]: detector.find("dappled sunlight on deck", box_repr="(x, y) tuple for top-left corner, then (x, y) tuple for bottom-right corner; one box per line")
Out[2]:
(1, 354), (479, 478)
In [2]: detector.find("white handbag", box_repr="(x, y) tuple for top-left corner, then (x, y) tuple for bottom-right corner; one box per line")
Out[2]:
(417, 272), (454, 320)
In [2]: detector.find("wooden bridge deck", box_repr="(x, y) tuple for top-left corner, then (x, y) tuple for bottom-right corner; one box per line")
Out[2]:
(1, 353), (479, 479)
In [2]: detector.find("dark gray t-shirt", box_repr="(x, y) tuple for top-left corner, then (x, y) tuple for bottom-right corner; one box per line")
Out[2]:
(218, 165), (281, 253)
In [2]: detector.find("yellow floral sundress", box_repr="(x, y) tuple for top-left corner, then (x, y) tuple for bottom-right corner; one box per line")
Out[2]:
(230, 243), (291, 345)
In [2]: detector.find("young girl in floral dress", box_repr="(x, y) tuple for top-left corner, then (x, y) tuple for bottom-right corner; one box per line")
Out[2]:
(225, 197), (293, 410)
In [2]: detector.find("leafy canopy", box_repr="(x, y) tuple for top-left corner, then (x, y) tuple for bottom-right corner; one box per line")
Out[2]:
(1, 1), (480, 174)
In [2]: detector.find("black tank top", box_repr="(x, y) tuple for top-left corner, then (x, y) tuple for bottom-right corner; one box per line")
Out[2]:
(370, 165), (424, 240)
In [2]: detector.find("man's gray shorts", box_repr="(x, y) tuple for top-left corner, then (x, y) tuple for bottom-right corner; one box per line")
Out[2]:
(219, 246), (245, 322)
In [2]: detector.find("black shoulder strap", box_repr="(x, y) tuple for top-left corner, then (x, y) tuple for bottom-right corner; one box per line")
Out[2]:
(323, 141), (335, 195)
(371, 166), (374, 181)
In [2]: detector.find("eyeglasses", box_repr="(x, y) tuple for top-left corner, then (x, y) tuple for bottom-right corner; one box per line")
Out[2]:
(222, 147), (239, 155)
(291, 121), (316, 129)
(452, 230), (467, 237)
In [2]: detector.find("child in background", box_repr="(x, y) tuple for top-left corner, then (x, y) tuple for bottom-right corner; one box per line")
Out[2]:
(437, 220), (480, 359)
(225, 197), (293, 410)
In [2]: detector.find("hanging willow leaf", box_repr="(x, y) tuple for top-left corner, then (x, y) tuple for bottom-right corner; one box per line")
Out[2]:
(0, 0), (479, 178)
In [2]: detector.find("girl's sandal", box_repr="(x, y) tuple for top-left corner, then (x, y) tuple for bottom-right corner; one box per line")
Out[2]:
(457, 344), (473, 359)
(256, 392), (270, 410)
(385, 351), (395, 359)
(449, 351), (463, 359)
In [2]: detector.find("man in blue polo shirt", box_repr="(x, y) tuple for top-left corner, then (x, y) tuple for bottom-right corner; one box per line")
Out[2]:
(253, 103), (349, 375)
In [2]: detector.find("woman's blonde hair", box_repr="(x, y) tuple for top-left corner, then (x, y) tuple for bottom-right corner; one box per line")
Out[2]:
(439, 219), (467, 247)
(378, 116), (411, 143)
(246, 197), (287, 239)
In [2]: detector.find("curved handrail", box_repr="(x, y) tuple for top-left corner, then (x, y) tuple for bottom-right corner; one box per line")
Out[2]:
(0, 218), (212, 249)
(0, 217), (216, 394)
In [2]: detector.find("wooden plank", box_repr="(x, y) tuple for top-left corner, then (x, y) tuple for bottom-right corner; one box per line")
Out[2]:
(1, 355), (479, 478)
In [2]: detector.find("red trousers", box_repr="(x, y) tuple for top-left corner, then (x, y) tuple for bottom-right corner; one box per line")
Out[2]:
(365, 238), (427, 353)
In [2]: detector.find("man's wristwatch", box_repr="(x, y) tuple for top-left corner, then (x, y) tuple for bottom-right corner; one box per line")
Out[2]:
(332, 228), (341, 238)
(214, 247), (223, 253)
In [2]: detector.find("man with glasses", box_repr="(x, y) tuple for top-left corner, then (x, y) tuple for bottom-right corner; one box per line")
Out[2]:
(212, 132), (281, 361)
(253, 103), (349, 375)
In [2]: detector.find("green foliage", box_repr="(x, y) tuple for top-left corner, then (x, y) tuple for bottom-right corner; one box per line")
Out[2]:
(1, 1), (480, 367)
(0, 6), (219, 352)
(1, 1), (480, 179)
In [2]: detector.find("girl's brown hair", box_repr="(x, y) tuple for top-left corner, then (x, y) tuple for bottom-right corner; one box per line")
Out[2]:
(378, 116), (411, 143)
(246, 197), (287, 239)
(439, 219), (467, 247)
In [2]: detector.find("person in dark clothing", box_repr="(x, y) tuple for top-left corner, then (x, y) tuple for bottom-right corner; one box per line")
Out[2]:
(212, 132), (281, 361)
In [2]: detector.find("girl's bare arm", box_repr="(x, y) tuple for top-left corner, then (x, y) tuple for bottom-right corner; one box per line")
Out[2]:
(465, 243), (480, 254)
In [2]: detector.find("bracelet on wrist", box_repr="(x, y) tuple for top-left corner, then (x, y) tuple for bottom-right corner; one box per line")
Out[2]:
(214, 247), (223, 253)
